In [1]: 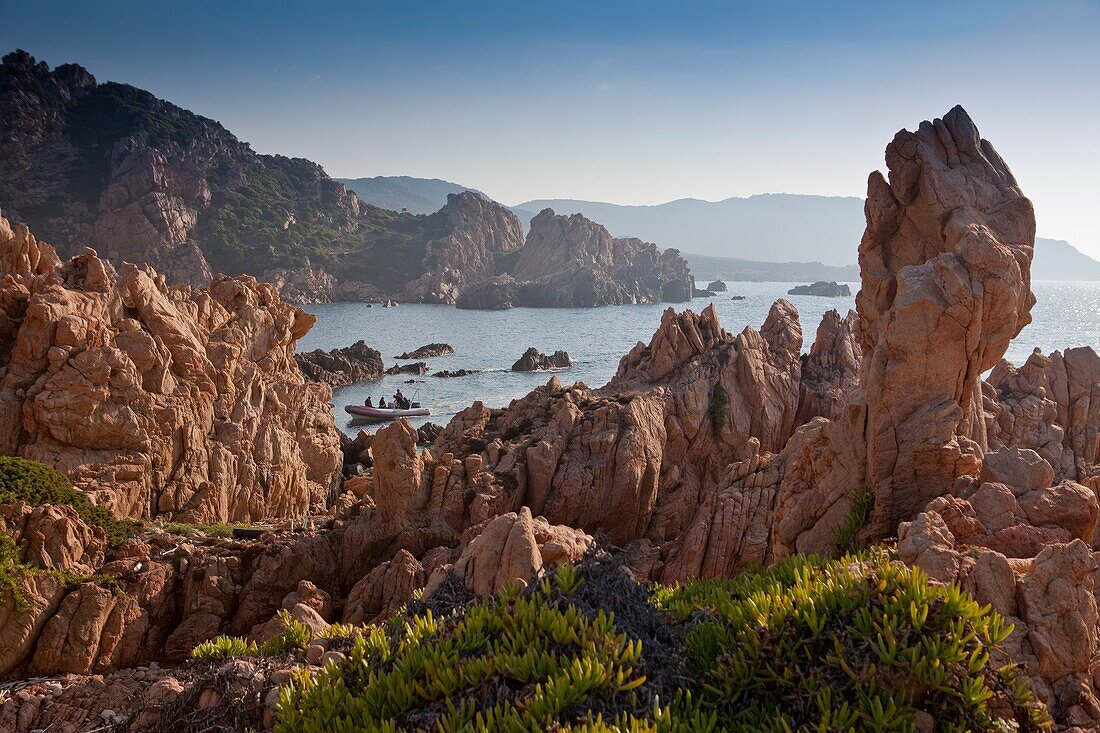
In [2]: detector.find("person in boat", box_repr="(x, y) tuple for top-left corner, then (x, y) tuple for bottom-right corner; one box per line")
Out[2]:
(378, 396), (388, 409)
(394, 389), (406, 409)
(364, 396), (373, 407)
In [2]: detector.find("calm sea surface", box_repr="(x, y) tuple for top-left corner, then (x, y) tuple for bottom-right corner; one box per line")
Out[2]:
(298, 282), (1100, 436)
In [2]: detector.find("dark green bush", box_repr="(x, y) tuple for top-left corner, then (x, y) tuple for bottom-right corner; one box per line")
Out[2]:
(0, 456), (128, 545)
(271, 555), (1047, 732)
(707, 383), (729, 432)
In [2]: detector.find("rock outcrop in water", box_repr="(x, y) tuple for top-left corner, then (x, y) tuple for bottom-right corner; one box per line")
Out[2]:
(395, 343), (454, 359)
(787, 281), (851, 296)
(510, 348), (572, 371)
(0, 209), (341, 522)
(295, 340), (384, 387)
(456, 208), (693, 309)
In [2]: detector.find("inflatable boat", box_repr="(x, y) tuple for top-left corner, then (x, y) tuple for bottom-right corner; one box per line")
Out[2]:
(344, 404), (430, 420)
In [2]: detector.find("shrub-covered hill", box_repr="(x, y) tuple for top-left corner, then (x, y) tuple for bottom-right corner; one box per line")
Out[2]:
(0, 50), (522, 301)
(187, 555), (1048, 732)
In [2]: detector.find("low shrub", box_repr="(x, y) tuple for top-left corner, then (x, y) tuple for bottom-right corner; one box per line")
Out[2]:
(161, 521), (246, 539)
(653, 553), (1049, 731)
(275, 565), (687, 732)
(0, 456), (128, 546)
(190, 610), (318, 662)
(272, 554), (1048, 732)
(191, 635), (260, 660)
(831, 487), (874, 555)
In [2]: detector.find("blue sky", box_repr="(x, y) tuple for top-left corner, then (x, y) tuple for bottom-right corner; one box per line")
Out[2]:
(2, 1), (1099, 256)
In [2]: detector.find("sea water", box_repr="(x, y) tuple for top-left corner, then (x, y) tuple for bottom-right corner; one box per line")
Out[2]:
(298, 282), (1100, 436)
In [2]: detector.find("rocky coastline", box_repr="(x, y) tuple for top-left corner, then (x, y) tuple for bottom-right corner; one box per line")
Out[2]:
(0, 51), (698, 311)
(0, 107), (1098, 730)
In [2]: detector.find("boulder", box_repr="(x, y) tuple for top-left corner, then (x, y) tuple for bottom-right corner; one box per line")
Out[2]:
(431, 508), (593, 597)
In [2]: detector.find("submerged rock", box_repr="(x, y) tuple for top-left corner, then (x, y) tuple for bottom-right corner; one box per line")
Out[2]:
(386, 362), (427, 375)
(433, 369), (479, 378)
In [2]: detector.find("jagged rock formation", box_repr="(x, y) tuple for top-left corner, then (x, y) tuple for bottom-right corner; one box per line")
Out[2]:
(399, 193), (524, 304)
(766, 105), (1039, 555)
(706, 280), (727, 292)
(395, 343), (453, 359)
(987, 346), (1100, 492)
(295, 340), (384, 387)
(0, 210), (341, 522)
(3, 106), (1099, 731)
(432, 302), (807, 557)
(456, 208), (693, 309)
(0, 51), (523, 303)
(510, 348), (572, 371)
(795, 309), (860, 423)
(787, 281), (852, 296)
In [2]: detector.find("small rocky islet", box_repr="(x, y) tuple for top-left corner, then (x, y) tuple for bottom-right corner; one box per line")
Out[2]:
(0, 51), (1097, 731)
(788, 280), (853, 297)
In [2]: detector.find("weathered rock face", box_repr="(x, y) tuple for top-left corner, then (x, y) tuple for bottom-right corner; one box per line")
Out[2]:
(401, 193), (524, 305)
(0, 52), (523, 303)
(0, 211), (341, 523)
(795, 309), (860, 423)
(296, 340), (384, 388)
(706, 280), (727, 292)
(511, 348), (572, 372)
(987, 346), (1100, 492)
(854, 105), (1037, 534)
(767, 106), (1038, 556)
(427, 302), (806, 557)
(787, 281), (851, 297)
(456, 208), (694, 309)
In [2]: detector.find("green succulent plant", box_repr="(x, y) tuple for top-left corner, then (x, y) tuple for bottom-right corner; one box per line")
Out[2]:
(268, 555), (1048, 732)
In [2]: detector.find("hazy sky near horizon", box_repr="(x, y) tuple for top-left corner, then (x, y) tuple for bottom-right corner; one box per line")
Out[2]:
(3, 1), (1099, 257)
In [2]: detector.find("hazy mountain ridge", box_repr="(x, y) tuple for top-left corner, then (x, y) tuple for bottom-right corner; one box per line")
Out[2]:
(513, 195), (1100, 281)
(336, 176), (488, 215)
(682, 252), (859, 282)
